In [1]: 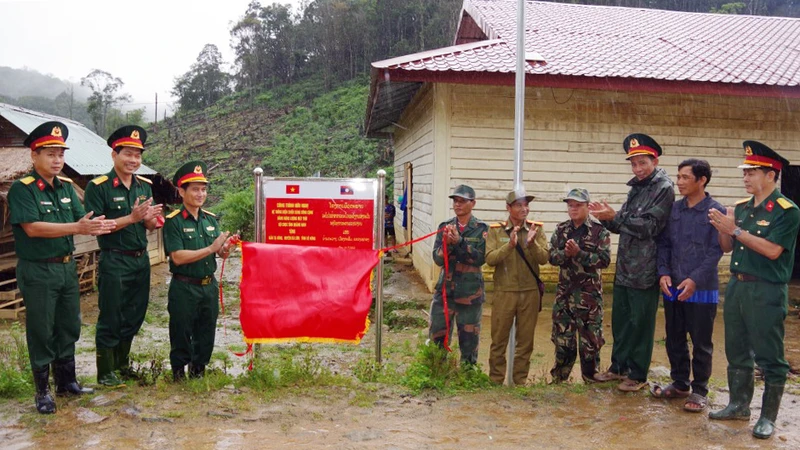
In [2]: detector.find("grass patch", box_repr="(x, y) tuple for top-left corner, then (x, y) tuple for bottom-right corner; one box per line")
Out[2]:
(400, 340), (493, 394)
(0, 323), (33, 399)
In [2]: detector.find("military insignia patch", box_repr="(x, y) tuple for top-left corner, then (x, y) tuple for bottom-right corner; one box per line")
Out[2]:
(52, 126), (62, 137)
(60, 197), (71, 203)
(629, 138), (640, 148)
(756, 220), (770, 226)
(483, 231), (488, 239)
(745, 145), (753, 156)
(36, 179), (45, 191)
(766, 200), (774, 212)
(113, 177), (120, 188)
(131, 130), (140, 139)
(206, 226), (215, 231)
(194, 165), (203, 174)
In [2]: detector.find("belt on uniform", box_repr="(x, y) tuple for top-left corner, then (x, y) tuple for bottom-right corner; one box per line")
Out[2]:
(173, 274), (213, 286)
(37, 255), (73, 264)
(732, 272), (761, 282)
(108, 248), (147, 257)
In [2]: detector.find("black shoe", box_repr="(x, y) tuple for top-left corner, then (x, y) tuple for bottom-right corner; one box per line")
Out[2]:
(173, 366), (186, 382)
(54, 358), (94, 396)
(32, 367), (56, 414)
(188, 364), (205, 379)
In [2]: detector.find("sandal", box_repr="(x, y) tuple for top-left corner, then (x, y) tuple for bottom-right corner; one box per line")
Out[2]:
(683, 392), (707, 413)
(618, 378), (648, 392)
(650, 383), (691, 399)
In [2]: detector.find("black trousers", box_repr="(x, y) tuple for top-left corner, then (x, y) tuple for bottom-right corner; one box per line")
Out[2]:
(663, 299), (717, 396)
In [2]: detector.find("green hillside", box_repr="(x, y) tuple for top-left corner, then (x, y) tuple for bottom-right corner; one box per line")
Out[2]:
(143, 77), (390, 237)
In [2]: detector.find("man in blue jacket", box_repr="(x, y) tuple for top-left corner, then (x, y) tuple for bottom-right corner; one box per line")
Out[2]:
(653, 159), (724, 412)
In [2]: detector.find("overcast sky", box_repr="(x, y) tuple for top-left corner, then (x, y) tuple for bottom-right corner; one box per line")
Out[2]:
(0, 0), (303, 117)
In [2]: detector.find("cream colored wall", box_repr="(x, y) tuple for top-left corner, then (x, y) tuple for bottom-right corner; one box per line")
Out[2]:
(396, 82), (800, 289)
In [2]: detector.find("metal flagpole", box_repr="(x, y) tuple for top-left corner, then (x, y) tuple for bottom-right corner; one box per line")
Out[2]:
(506, 0), (527, 387)
(253, 167), (264, 359)
(375, 170), (386, 363)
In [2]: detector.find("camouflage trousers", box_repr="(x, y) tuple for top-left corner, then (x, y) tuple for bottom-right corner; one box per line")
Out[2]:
(550, 288), (604, 382)
(429, 300), (482, 365)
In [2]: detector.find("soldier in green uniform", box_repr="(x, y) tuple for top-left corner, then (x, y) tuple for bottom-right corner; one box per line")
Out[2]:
(589, 134), (674, 391)
(549, 188), (611, 383)
(163, 161), (233, 380)
(429, 185), (488, 364)
(84, 125), (163, 386)
(9, 121), (116, 413)
(485, 189), (548, 385)
(708, 141), (800, 440)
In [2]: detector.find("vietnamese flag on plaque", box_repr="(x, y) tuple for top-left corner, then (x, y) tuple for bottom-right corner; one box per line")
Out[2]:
(285, 184), (300, 194)
(239, 242), (380, 344)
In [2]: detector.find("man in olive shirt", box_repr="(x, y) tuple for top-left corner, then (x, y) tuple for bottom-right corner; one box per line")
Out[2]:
(9, 121), (115, 413)
(485, 189), (548, 385)
(164, 161), (233, 380)
(84, 125), (162, 386)
(709, 141), (800, 440)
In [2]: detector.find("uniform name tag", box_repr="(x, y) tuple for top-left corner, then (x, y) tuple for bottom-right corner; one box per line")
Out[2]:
(183, 228), (195, 233)
(40, 201), (53, 206)
(206, 226), (215, 231)
(465, 237), (480, 243)
(500, 237), (510, 243)
(113, 197), (125, 202)
(60, 197), (71, 203)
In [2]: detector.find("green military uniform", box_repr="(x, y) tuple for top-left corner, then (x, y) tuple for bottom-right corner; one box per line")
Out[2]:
(11, 171), (84, 370)
(548, 188), (611, 383)
(429, 185), (488, 365)
(485, 192), (548, 385)
(710, 141), (799, 439)
(84, 125), (153, 385)
(9, 121), (94, 414)
(164, 161), (222, 379)
(601, 134), (674, 387)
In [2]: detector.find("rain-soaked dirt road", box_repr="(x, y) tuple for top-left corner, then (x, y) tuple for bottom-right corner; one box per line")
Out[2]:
(1, 257), (799, 449)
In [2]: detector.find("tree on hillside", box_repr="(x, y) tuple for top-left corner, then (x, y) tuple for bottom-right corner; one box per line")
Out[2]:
(231, 1), (304, 90)
(172, 44), (232, 112)
(81, 69), (132, 136)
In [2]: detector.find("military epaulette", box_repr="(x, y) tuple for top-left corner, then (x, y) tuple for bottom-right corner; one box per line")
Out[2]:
(202, 209), (216, 217)
(776, 198), (795, 209)
(135, 175), (152, 185)
(91, 175), (109, 185)
(166, 209), (181, 219)
(528, 220), (544, 227)
(20, 176), (35, 185)
(490, 222), (504, 228)
(735, 197), (750, 205)
(56, 175), (73, 183)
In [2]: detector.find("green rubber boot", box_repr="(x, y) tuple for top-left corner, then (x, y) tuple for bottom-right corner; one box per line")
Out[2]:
(709, 368), (753, 421)
(117, 340), (137, 380)
(753, 383), (784, 439)
(96, 347), (125, 387)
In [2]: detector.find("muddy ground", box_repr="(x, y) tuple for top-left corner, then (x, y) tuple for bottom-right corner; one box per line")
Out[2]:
(1, 255), (799, 449)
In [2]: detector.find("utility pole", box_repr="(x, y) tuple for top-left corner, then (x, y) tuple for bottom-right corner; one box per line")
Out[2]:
(154, 93), (158, 132)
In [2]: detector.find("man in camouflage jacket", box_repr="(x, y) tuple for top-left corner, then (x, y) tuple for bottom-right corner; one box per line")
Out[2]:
(589, 134), (674, 391)
(549, 188), (611, 383)
(429, 184), (488, 364)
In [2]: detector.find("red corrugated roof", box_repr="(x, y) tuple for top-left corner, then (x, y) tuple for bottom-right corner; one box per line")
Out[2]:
(365, 0), (800, 135)
(378, 0), (800, 87)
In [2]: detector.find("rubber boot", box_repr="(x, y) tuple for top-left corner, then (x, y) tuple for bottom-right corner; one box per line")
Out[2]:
(96, 347), (124, 387)
(188, 363), (205, 379)
(752, 383), (784, 439)
(117, 340), (136, 380)
(54, 357), (94, 396)
(709, 368), (753, 421)
(32, 366), (56, 414)
(173, 366), (186, 382)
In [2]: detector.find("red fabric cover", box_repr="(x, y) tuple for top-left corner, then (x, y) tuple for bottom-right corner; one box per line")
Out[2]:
(239, 242), (379, 344)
